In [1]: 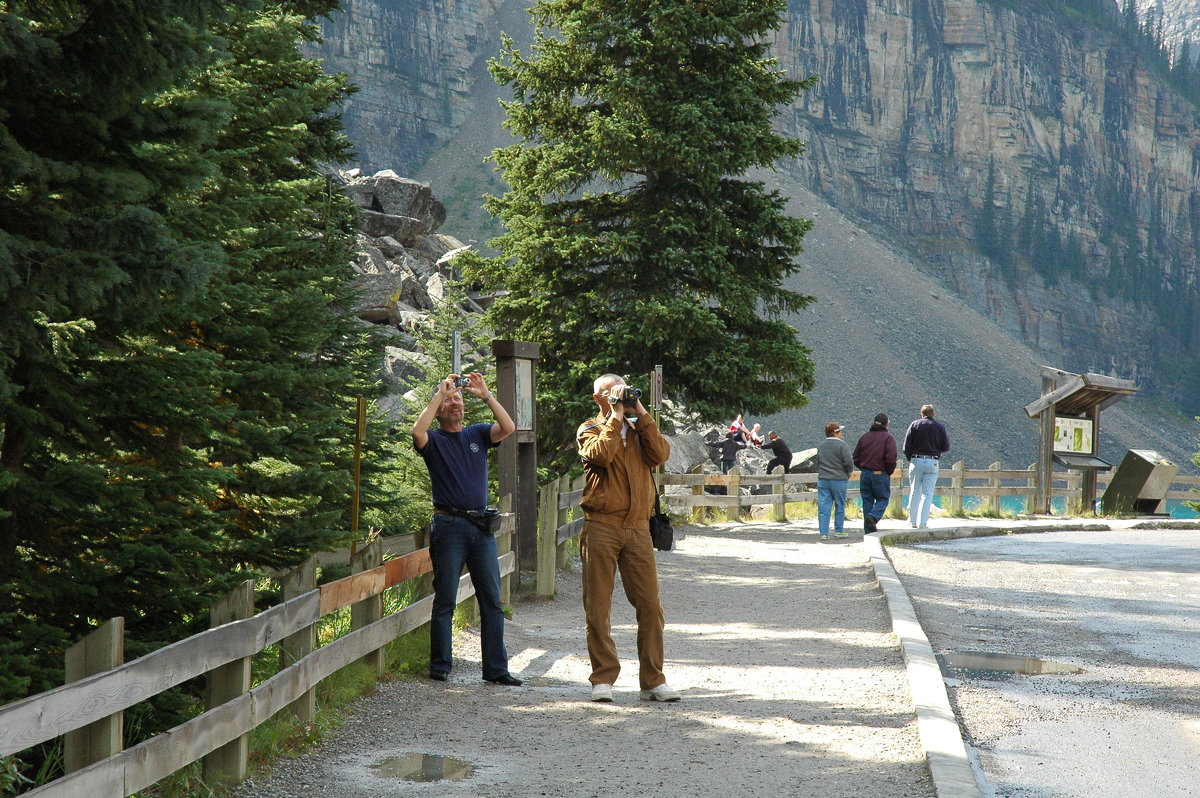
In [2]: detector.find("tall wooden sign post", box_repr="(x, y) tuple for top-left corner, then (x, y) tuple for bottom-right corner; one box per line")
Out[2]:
(1023, 366), (1137, 515)
(493, 340), (539, 578)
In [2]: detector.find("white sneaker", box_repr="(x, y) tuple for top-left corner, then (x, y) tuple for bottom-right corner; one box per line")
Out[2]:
(590, 683), (613, 702)
(639, 683), (681, 702)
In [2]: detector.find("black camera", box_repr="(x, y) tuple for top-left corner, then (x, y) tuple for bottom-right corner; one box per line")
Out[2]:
(607, 386), (642, 406)
(453, 376), (472, 388)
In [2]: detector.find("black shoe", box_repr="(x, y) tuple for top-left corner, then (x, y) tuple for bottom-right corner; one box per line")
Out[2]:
(485, 673), (523, 686)
(428, 671), (448, 682)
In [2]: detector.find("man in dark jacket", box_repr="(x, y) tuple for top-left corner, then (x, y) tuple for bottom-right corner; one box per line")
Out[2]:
(852, 413), (898, 533)
(762, 431), (792, 474)
(708, 431), (747, 474)
(902, 404), (951, 528)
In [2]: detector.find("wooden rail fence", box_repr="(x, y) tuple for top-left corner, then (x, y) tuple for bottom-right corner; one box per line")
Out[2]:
(530, 462), (1200, 597)
(660, 462), (1200, 516)
(6, 462), (1198, 794)
(0, 514), (516, 798)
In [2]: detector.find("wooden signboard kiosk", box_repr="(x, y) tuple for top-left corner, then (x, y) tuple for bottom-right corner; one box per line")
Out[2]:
(1023, 367), (1138, 514)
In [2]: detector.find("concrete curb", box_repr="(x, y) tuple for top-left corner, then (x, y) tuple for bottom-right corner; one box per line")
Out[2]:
(865, 516), (1200, 798)
(864, 532), (982, 798)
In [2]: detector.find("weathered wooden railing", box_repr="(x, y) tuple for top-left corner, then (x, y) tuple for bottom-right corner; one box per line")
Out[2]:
(661, 463), (1200, 516)
(8, 461), (1198, 793)
(528, 462), (1199, 599)
(0, 513), (516, 797)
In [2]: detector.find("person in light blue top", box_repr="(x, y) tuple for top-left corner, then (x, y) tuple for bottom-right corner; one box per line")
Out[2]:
(902, 404), (951, 529)
(816, 421), (854, 539)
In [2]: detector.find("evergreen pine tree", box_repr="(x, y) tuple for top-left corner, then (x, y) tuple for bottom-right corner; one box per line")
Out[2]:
(0, 1), (394, 724)
(0, 0), (238, 701)
(470, 0), (817, 462)
(975, 158), (1008, 267)
(177, 1), (393, 572)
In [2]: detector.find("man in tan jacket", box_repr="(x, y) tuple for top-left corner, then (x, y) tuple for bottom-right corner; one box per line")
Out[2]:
(576, 373), (678, 703)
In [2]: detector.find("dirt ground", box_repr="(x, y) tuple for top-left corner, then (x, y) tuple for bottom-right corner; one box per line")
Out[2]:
(232, 519), (934, 798)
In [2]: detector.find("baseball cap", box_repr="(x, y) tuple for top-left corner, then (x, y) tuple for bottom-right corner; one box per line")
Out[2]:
(873, 413), (889, 426)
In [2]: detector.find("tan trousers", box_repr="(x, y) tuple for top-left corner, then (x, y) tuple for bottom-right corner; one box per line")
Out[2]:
(580, 519), (666, 689)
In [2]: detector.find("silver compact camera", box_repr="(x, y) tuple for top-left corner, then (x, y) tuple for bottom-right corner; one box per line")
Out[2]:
(453, 376), (472, 388)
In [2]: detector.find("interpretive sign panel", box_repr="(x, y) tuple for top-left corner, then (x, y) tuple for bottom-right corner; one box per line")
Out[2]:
(1054, 416), (1094, 454)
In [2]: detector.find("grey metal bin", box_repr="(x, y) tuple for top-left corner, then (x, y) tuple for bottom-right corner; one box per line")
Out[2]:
(1101, 449), (1179, 515)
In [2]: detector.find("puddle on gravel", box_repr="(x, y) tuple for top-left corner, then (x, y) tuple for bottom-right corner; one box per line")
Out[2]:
(938, 651), (1084, 680)
(369, 753), (475, 782)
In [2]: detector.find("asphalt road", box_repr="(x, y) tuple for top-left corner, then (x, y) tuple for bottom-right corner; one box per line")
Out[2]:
(886, 527), (1200, 798)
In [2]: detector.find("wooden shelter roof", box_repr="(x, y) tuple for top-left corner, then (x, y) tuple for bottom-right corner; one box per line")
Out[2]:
(1023, 367), (1139, 418)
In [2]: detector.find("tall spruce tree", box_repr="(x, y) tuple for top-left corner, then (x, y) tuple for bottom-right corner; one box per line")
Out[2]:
(0, 0), (392, 720)
(470, 0), (817, 462)
(178, 1), (393, 573)
(0, 0), (240, 701)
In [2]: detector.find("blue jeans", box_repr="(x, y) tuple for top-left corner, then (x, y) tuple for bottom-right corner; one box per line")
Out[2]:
(817, 478), (848, 536)
(859, 471), (891, 522)
(429, 514), (509, 679)
(907, 457), (940, 527)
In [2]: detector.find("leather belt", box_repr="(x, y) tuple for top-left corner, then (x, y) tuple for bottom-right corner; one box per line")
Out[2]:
(912, 454), (939, 460)
(433, 505), (486, 517)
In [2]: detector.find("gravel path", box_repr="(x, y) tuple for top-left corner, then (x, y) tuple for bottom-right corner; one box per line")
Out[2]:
(232, 519), (934, 798)
(886, 525), (1200, 798)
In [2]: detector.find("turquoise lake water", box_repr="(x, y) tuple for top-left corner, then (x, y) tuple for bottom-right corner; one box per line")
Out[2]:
(937, 495), (1199, 519)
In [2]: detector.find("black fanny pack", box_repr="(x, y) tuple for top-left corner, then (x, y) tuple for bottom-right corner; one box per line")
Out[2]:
(436, 505), (502, 535)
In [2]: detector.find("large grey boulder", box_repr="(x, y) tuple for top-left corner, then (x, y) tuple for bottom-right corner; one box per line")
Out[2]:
(354, 238), (388, 275)
(734, 446), (771, 475)
(399, 273), (434, 310)
(662, 432), (712, 474)
(359, 209), (426, 242)
(380, 347), (432, 392)
(344, 171), (446, 233)
(349, 272), (404, 322)
(409, 233), (467, 266)
(791, 447), (819, 472)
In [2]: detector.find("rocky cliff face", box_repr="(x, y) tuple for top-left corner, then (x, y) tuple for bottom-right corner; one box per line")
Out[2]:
(314, 0), (1200, 420)
(775, 0), (1200, 401)
(313, 0), (505, 173)
(1138, 0), (1200, 55)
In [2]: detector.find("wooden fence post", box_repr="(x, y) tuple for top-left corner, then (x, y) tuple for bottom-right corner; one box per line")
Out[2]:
(770, 477), (787, 522)
(724, 467), (741, 523)
(690, 464), (705, 523)
(63, 617), (124, 773)
(498, 493), (513, 606)
(280, 556), (317, 724)
(555, 474), (573, 569)
(535, 482), (556, 598)
(1025, 463), (1037, 515)
(204, 579), (254, 789)
(351, 538), (386, 674)
(890, 469), (905, 519)
(948, 461), (965, 515)
(988, 461), (1002, 515)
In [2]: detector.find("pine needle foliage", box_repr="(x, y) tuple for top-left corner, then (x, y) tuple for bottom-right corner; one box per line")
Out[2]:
(0, 0), (403, 747)
(467, 0), (818, 464)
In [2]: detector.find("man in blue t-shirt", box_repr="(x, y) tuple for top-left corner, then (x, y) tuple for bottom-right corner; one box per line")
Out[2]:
(412, 371), (520, 685)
